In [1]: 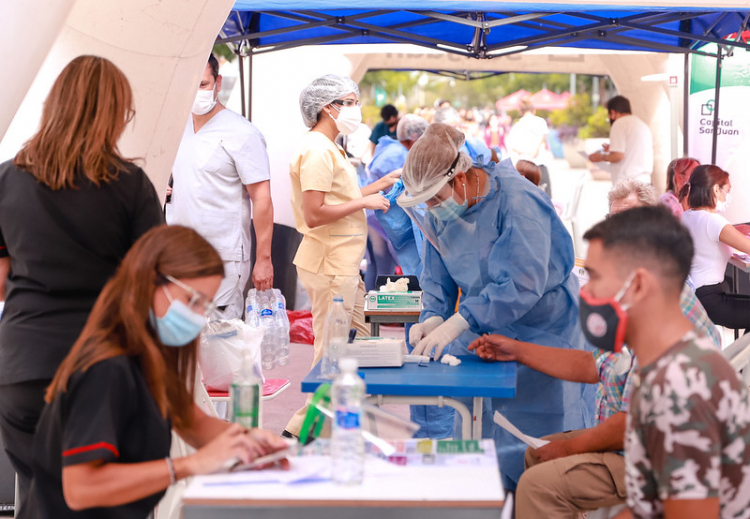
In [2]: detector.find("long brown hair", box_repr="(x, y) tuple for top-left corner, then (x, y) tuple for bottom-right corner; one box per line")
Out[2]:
(14, 55), (135, 190)
(46, 225), (223, 429)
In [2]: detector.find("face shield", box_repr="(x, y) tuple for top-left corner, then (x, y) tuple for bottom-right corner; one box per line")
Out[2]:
(398, 123), (489, 255)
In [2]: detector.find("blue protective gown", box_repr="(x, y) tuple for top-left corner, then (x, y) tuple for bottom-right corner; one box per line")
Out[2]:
(418, 159), (594, 489)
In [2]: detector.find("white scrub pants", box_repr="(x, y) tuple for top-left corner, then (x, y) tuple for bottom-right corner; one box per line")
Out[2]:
(212, 259), (251, 321)
(285, 266), (369, 436)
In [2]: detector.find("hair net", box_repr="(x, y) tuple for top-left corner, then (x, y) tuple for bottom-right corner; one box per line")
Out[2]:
(433, 106), (461, 127)
(396, 114), (429, 143)
(398, 123), (472, 207)
(299, 74), (359, 128)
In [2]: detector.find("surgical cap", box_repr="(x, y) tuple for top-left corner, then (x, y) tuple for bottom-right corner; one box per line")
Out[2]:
(299, 74), (360, 128)
(433, 106), (461, 127)
(398, 123), (473, 207)
(396, 114), (429, 143)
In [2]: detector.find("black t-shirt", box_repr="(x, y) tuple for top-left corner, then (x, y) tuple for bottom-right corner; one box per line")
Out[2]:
(0, 160), (164, 384)
(28, 355), (172, 518)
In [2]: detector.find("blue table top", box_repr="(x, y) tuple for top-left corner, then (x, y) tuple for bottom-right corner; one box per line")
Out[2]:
(301, 355), (516, 399)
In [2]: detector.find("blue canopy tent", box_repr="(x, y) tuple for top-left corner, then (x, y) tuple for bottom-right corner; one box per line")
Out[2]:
(219, 3), (750, 161)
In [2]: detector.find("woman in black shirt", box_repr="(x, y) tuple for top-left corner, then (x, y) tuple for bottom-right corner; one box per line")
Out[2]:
(27, 225), (286, 517)
(0, 55), (164, 513)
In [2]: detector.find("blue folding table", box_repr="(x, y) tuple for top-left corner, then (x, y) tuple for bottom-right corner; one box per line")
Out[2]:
(301, 355), (516, 440)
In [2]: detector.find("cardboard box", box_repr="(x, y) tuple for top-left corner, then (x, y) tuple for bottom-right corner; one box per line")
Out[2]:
(365, 291), (422, 311)
(343, 337), (404, 367)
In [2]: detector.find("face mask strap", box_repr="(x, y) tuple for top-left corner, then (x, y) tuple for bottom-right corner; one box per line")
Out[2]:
(614, 271), (637, 308)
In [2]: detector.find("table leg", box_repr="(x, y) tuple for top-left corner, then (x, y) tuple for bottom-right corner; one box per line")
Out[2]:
(472, 397), (483, 440)
(371, 322), (380, 336)
(364, 395), (474, 439)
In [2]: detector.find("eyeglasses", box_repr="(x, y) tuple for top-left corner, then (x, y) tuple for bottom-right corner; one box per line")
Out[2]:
(720, 185), (731, 195)
(160, 274), (217, 317)
(332, 99), (360, 108)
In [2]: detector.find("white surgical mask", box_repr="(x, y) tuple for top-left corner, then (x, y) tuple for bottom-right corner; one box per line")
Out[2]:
(192, 85), (217, 115)
(329, 105), (362, 135)
(716, 187), (732, 213)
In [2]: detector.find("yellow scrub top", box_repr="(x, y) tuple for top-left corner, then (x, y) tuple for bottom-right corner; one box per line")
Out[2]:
(290, 131), (367, 276)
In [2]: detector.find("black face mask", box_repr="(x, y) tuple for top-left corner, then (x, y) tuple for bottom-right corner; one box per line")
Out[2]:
(609, 118), (615, 125)
(578, 273), (634, 353)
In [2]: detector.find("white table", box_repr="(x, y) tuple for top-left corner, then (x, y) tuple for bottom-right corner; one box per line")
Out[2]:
(182, 439), (504, 519)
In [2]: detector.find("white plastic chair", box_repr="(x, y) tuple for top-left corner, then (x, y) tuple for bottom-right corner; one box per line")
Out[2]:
(722, 332), (750, 386)
(559, 175), (587, 256)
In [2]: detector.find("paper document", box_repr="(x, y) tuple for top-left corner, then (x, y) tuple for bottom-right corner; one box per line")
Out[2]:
(493, 411), (549, 449)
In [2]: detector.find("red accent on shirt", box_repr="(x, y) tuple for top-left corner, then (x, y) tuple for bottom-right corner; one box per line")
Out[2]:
(63, 442), (119, 458)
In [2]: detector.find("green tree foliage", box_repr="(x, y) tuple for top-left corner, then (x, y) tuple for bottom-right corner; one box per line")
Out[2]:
(578, 106), (610, 139)
(212, 44), (237, 62)
(549, 93), (593, 128)
(360, 70), (585, 110)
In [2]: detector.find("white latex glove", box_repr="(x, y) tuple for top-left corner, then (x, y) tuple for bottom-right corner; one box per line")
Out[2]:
(409, 316), (443, 348)
(413, 314), (470, 360)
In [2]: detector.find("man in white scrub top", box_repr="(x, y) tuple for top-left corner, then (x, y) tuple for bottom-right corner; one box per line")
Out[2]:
(589, 95), (653, 185)
(170, 55), (274, 319)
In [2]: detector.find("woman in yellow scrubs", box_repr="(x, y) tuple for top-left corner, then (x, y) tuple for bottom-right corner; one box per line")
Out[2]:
(284, 75), (398, 438)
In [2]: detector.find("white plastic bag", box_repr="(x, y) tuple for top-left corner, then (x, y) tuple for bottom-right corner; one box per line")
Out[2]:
(199, 319), (264, 391)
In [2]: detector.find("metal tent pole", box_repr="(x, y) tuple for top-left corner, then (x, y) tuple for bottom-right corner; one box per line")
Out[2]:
(683, 53), (689, 156)
(239, 54), (246, 118)
(711, 45), (724, 164)
(247, 52), (253, 121)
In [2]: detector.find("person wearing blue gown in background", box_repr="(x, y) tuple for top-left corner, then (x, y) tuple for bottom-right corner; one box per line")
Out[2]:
(398, 123), (594, 490)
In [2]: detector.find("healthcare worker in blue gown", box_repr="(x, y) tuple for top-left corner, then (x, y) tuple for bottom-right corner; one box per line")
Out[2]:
(398, 123), (594, 490)
(370, 114), (453, 439)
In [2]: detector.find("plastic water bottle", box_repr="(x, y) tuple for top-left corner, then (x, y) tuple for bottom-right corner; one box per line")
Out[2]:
(320, 296), (350, 378)
(273, 289), (291, 366)
(230, 350), (261, 428)
(331, 357), (365, 485)
(245, 289), (260, 329)
(259, 293), (277, 370)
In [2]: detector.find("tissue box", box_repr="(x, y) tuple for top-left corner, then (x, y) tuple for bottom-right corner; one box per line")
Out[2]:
(343, 337), (404, 367)
(365, 291), (422, 311)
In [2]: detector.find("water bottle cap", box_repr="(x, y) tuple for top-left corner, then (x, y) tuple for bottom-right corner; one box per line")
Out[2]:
(333, 295), (344, 302)
(339, 357), (358, 372)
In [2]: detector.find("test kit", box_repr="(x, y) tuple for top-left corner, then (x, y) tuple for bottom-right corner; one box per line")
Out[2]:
(343, 337), (405, 367)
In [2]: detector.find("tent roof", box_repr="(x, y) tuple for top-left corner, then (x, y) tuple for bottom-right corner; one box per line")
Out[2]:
(220, 2), (750, 59)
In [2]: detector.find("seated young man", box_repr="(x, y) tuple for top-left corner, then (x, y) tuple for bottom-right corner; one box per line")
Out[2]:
(584, 207), (750, 519)
(470, 189), (720, 518)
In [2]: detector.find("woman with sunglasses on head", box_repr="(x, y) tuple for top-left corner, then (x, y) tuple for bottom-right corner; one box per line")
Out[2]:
(0, 55), (164, 513)
(25, 225), (287, 518)
(284, 75), (400, 439)
(681, 165), (750, 332)
(660, 157), (700, 218)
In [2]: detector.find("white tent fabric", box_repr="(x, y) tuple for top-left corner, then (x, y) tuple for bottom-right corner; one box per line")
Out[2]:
(0, 0), (235, 196)
(0, 0), (75, 144)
